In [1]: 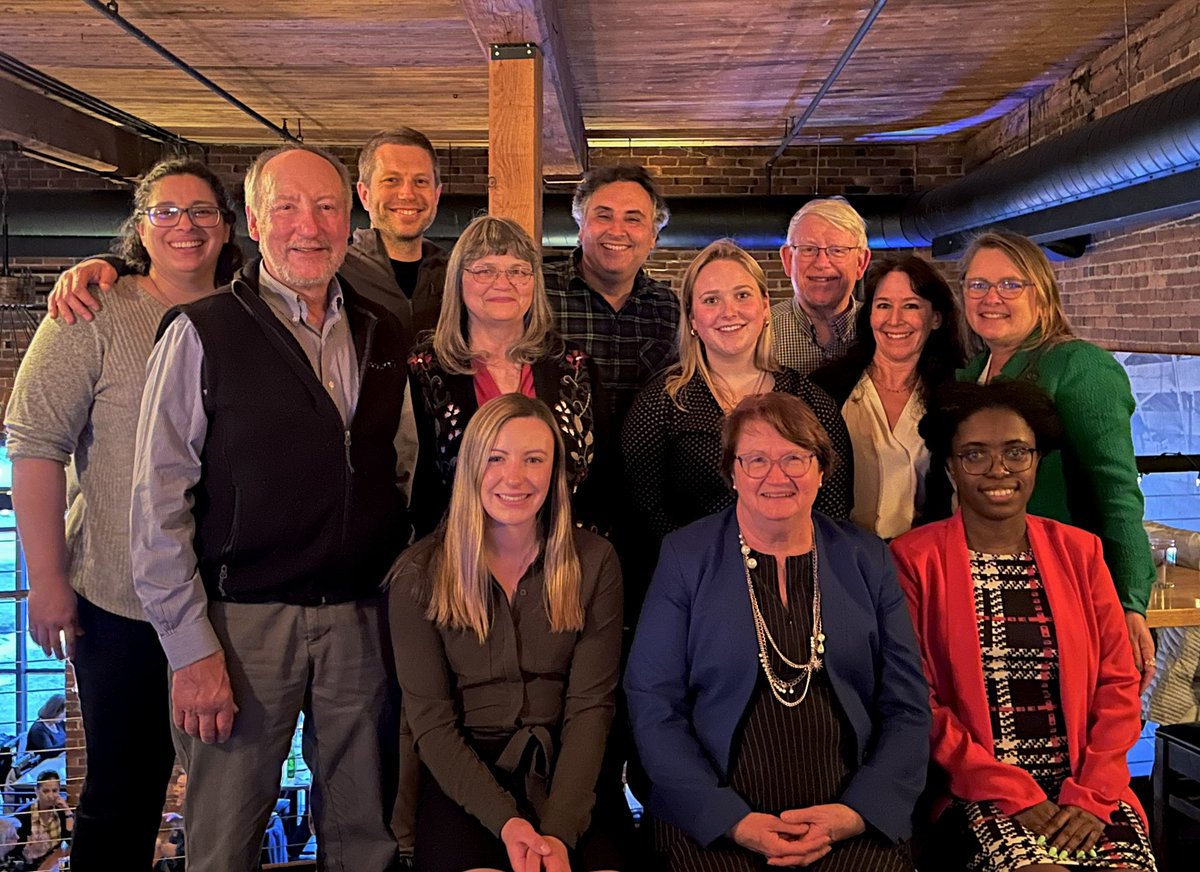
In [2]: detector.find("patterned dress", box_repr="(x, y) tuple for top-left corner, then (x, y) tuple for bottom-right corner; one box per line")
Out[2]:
(934, 550), (1156, 872)
(655, 551), (912, 872)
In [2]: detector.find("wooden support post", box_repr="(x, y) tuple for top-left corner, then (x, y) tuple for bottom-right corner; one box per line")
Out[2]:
(488, 43), (543, 243)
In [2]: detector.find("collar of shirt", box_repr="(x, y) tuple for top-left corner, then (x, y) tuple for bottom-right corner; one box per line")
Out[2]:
(560, 246), (666, 304)
(258, 262), (345, 332)
(788, 293), (860, 341)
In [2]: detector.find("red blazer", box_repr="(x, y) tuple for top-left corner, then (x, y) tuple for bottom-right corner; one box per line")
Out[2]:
(890, 512), (1144, 825)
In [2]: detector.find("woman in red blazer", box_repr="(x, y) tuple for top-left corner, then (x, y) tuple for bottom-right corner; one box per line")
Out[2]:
(890, 380), (1155, 872)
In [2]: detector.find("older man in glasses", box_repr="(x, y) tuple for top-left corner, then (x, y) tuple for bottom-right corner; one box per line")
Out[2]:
(772, 197), (872, 375)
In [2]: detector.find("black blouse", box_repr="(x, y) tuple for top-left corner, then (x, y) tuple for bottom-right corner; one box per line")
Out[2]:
(619, 368), (853, 614)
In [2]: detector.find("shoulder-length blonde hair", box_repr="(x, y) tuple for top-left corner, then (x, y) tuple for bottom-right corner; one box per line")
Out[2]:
(665, 239), (778, 408)
(960, 230), (1075, 351)
(432, 215), (562, 374)
(427, 394), (583, 642)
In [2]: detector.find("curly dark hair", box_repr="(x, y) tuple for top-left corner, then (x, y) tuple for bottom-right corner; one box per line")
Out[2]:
(113, 157), (243, 284)
(839, 255), (968, 400)
(919, 380), (1064, 460)
(570, 164), (670, 233)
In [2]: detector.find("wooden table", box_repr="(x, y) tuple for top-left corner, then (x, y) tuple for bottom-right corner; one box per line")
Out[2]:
(1146, 563), (1200, 628)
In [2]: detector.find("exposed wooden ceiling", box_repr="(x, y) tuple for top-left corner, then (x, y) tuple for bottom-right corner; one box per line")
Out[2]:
(0, 0), (1181, 175)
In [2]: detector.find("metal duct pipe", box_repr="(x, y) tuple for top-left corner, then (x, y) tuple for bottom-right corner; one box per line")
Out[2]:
(880, 74), (1200, 248)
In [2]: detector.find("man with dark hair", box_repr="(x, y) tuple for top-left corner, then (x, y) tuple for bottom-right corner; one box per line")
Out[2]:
(545, 164), (679, 426)
(130, 144), (408, 872)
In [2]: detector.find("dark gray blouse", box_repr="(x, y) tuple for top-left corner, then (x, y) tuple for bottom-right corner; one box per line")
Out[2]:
(388, 527), (623, 847)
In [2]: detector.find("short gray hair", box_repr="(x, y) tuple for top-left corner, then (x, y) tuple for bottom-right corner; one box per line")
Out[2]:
(243, 144), (352, 217)
(785, 197), (867, 249)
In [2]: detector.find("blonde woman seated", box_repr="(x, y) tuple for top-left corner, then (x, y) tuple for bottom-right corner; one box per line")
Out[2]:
(389, 394), (625, 872)
(621, 239), (852, 610)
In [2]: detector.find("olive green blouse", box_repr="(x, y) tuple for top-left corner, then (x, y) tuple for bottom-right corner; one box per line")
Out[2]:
(387, 528), (623, 847)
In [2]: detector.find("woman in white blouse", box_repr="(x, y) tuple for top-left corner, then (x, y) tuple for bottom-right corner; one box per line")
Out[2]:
(811, 255), (967, 538)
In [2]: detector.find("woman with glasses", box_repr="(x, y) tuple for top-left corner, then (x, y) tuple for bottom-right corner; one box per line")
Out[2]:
(390, 394), (626, 872)
(957, 230), (1155, 694)
(621, 240), (852, 614)
(4, 157), (241, 867)
(891, 381), (1155, 872)
(408, 215), (604, 536)
(811, 255), (968, 539)
(626, 391), (929, 872)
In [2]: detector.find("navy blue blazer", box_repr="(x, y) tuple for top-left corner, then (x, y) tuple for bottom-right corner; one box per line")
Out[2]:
(625, 506), (930, 848)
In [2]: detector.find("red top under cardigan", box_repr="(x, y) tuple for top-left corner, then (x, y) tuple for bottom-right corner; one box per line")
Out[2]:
(890, 512), (1145, 825)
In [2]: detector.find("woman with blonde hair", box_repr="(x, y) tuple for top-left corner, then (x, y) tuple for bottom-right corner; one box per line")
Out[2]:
(621, 239), (851, 611)
(390, 394), (626, 872)
(409, 215), (605, 536)
(956, 230), (1155, 693)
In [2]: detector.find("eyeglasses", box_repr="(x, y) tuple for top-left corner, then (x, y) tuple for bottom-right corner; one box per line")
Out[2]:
(787, 244), (860, 262)
(953, 446), (1037, 475)
(140, 205), (224, 228)
(463, 266), (536, 285)
(962, 278), (1033, 299)
(736, 452), (816, 479)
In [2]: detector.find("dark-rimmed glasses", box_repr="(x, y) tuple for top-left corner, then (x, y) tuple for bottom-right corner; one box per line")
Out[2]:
(953, 446), (1037, 475)
(962, 278), (1033, 299)
(736, 452), (816, 479)
(463, 266), (536, 285)
(140, 205), (224, 227)
(787, 244), (860, 262)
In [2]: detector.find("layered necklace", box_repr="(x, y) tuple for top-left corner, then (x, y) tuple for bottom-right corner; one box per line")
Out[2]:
(738, 532), (825, 707)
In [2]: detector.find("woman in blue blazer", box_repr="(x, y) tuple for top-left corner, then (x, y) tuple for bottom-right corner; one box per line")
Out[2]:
(625, 392), (930, 872)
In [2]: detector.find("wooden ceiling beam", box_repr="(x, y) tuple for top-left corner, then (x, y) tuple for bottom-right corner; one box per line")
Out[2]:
(0, 76), (161, 177)
(459, 0), (587, 175)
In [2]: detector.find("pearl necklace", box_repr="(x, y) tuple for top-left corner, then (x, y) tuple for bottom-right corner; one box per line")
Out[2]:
(738, 532), (825, 707)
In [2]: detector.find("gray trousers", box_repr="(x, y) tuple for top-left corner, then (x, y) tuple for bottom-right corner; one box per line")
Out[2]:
(173, 599), (398, 872)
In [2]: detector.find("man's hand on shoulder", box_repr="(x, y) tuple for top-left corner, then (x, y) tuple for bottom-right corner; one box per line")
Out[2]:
(172, 649), (238, 744)
(48, 258), (119, 324)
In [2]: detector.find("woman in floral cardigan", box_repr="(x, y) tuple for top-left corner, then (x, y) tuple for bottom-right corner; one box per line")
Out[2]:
(408, 215), (607, 536)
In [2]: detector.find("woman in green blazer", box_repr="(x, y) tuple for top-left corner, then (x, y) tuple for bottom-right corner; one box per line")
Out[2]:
(956, 229), (1155, 693)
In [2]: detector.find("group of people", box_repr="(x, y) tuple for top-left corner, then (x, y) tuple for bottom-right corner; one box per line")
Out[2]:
(1, 123), (1160, 872)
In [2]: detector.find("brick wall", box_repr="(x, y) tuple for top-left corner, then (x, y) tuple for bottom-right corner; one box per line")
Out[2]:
(961, 0), (1200, 354)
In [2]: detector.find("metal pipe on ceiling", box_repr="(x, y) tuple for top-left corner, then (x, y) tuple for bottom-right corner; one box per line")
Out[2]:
(81, 0), (300, 144)
(881, 73), (1200, 249)
(767, 0), (889, 166)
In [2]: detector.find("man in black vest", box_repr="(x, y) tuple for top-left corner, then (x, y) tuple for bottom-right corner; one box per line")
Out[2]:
(130, 145), (407, 872)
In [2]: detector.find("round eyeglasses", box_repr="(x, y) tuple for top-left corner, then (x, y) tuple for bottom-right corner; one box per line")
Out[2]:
(953, 446), (1037, 475)
(463, 266), (536, 285)
(140, 205), (224, 228)
(736, 452), (816, 479)
(962, 278), (1033, 299)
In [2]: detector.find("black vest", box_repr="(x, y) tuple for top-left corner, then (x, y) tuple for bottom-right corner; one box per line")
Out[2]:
(169, 261), (410, 604)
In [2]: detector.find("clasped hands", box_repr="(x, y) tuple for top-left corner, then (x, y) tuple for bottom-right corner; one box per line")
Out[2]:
(729, 803), (865, 867)
(501, 818), (571, 872)
(1014, 799), (1106, 858)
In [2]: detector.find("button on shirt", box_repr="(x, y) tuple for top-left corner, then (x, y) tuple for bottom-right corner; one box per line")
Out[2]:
(770, 295), (861, 376)
(543, 248), (679, 423)
(259, 266), (359, 425)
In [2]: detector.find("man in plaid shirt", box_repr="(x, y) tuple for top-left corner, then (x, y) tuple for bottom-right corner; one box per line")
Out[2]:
(543, 165), (680, 427)
(771, 197), (873, 375)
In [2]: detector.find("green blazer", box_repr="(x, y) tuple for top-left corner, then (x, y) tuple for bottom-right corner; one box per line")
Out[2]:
(958, 339), (1153, 614)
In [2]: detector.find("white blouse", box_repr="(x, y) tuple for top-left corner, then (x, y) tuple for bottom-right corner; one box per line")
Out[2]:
(841, 372), (930, 539)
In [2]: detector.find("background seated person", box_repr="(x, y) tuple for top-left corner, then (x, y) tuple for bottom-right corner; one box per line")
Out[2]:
(389, 394), (625, 872)
(626, 392), (929, 872)
(15, 771), (72, 866)
(24, 698), (66, 763)
(891, 381), (1156, 872)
